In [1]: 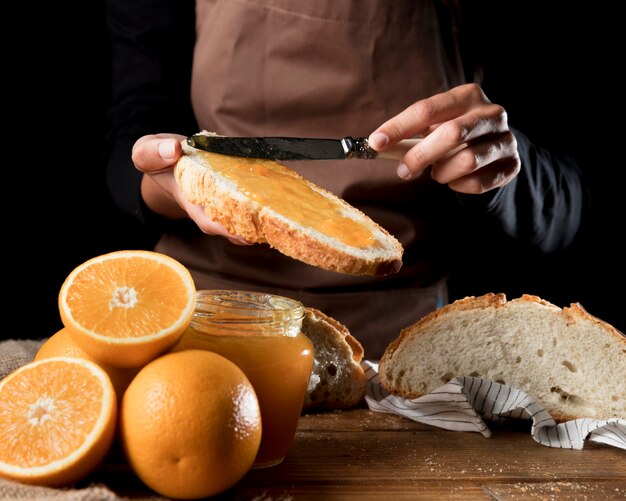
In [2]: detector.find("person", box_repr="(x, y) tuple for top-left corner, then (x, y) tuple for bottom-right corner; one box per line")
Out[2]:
(105, 1), (584, 358)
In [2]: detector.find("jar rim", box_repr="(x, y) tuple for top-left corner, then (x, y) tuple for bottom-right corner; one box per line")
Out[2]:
(192, 290), (305, 332)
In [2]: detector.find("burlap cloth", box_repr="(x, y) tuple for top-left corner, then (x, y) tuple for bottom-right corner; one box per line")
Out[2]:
(0, 340), (43, 381)
(0, 339), (165, 501)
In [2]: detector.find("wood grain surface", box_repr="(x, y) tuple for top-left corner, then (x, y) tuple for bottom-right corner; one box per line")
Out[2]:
(80, 408), (626, 500)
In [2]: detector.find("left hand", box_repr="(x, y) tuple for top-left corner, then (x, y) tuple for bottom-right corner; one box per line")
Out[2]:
(368, 83), (521, 194)
(132, 134), (251, 246)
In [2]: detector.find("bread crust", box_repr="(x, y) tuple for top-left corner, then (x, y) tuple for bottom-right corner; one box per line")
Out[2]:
(174, 135), (403, 276)
(379, 293), (625, 422)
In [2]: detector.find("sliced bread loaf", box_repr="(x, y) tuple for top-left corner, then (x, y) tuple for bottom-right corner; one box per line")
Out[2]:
(174, 131), (403, 276)
(379, 293), (625, 422)
(301, 307), (366, 411)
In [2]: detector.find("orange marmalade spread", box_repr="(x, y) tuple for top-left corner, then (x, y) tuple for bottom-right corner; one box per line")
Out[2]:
(200, 151), (377, 248)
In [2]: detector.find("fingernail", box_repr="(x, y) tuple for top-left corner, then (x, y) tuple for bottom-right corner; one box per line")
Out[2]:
(158, 140), (176, 160)
(368, 132), (388, 150)
(397, 163), (411, 180)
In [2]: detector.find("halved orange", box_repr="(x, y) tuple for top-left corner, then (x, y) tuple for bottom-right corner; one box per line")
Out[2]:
(0, 357), (117, 486)
(58, 250), (196, 368)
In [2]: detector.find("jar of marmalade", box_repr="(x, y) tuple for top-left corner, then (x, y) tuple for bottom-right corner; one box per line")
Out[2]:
(172, 290), (314, 468)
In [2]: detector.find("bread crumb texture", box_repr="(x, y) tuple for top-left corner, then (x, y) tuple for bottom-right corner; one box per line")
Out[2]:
(379, 293), (625, 421)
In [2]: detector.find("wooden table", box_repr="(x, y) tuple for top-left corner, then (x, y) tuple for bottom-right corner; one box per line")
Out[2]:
(93, 408), (625, 500)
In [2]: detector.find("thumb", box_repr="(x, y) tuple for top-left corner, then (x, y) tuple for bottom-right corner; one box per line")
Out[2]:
(132, 134), (185, 172)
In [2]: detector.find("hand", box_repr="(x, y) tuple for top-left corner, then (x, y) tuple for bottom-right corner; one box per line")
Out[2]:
(368, 83), (520, 194)
(131, 134), (251, 245)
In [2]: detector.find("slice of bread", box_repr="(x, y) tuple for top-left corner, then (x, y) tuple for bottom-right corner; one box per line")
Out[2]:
(379, 293), (625, 422)
(301, 307), (367, 411)
(174, 131), (403, 276)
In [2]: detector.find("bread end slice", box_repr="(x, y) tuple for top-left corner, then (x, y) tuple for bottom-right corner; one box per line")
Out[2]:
(174, 132), (403, 276)
(301, 307), (367, 411)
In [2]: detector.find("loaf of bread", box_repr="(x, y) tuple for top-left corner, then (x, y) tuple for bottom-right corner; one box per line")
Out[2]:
(301, 307), (366, 411)
(379, 293), (625, 422)
(174, 131), (403, 276)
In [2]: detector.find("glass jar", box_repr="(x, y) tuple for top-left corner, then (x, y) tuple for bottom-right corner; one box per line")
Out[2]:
(172, 290), (314, 468)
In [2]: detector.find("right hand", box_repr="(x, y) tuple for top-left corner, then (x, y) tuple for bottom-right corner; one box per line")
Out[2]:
(132, 134), (251, 245)
(368, 84), (520, 194)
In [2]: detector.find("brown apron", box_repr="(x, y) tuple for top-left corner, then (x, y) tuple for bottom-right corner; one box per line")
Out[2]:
(156, 0), (471, 358)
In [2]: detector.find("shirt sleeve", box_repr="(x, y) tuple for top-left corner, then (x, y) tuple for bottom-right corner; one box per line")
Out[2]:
(104, 0), (198, 224)
(455, 126), (587, 253)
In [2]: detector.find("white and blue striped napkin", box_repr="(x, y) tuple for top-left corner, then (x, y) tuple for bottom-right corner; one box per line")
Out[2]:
(363, 361), (625, 450)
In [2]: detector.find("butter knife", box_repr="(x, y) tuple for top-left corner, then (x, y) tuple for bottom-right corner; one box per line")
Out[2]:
(187, 134), (421, 161)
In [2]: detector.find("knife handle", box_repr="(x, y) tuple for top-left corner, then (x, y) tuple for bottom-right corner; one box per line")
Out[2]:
(376, 138), (466, 161)
(376, 138), (423, 161)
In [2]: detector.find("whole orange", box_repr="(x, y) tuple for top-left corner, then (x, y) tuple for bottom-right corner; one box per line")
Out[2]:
(119, 350), (261, 499)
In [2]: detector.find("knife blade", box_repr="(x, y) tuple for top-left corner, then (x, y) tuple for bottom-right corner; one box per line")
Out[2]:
(187, 134), (421, 161)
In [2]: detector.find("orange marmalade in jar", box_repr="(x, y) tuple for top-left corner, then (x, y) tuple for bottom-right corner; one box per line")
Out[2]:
(172, 290), (314, 468)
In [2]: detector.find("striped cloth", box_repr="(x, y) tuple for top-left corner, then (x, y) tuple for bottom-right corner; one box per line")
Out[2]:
(363, 361), (625, 451)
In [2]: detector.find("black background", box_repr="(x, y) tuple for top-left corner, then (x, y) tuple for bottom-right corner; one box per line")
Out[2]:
(9, 2), (623, 341)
